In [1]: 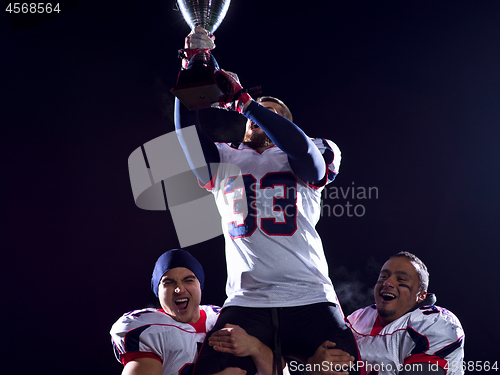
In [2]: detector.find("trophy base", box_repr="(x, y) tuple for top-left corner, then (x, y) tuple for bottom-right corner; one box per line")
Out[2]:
(171, 66), (225, 111)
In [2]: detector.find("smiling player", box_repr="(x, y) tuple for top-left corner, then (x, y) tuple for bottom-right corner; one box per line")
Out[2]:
(346, 252), (465, 374)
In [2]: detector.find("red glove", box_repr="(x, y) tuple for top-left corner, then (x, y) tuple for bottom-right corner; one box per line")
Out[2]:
(212, 70), (252, 114)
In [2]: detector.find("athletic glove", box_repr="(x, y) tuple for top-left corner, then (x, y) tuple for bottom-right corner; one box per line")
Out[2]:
(179, 26), (215, 69)
(212, 70), (252, 114)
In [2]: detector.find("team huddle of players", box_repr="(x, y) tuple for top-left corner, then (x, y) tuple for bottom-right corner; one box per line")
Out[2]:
(110, 27), (465, 375)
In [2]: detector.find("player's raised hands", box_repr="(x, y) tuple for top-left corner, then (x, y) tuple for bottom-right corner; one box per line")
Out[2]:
(185, 26), (215, 50)
(180, 26), (215, 68)
(212, 70), (252, 113)
(307, 341), (354, 375)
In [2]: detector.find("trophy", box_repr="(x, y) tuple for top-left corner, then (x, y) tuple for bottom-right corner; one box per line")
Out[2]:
(171, 0), (232, 110)
(176, 0), (230, 34)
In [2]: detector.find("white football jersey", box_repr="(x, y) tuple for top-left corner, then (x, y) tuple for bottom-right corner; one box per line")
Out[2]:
(347, 305), (465, 375)
(110, 305), (220, 375)
(205, 139), (341, 308)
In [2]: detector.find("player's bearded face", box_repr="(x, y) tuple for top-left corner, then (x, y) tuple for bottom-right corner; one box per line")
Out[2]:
(243, 101), (286, 149)
(158, 267), (202, 323)
(243, 120), (273, 149)
(374, 257), (426, 326)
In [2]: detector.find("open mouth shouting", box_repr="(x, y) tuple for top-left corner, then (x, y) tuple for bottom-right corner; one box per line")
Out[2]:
(158, 267), (202, 323)
(175, 297), (189, 311)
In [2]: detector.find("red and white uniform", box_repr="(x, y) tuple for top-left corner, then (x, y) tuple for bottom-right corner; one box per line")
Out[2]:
(347, 305), (465, 375)
(110, 305), (220, 375)
(205, 138), (341, 308)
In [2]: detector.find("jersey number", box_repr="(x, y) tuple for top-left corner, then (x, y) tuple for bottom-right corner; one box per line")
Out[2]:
(224, 172), (297, 238)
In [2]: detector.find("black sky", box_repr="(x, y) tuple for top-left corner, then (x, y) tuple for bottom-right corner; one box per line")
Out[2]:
(3, 1), (500, 373)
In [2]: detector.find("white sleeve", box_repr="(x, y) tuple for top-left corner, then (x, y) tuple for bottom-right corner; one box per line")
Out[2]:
(110, 309), (168, 364)
(404, 306), (465, 374)
(312, 138), (341, 183)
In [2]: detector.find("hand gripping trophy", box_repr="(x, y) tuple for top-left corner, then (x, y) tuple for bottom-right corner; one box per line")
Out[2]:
(171, 0), (233, 110)
(171, 0), (261, 111)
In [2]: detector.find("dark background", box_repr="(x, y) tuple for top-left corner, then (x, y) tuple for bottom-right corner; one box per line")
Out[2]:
(3, 1), (499, 373)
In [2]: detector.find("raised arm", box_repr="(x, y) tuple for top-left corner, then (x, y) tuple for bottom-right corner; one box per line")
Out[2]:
(174, 27), (220, 186)
(174, 97), (220, 186)
(213, 69), (326, 184)
(175, 26), (327, 185)
(244, 101), (326, 184)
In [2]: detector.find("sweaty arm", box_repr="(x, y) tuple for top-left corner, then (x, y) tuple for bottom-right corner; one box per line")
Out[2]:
(174, 98), (220, 186)
(244, 101), (326, 184)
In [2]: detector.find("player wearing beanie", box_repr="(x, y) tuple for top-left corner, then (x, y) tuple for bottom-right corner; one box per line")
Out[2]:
(111, 249), (285, 375)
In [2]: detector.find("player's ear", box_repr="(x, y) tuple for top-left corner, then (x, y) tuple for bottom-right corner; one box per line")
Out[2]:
(417, 290), (427, 303)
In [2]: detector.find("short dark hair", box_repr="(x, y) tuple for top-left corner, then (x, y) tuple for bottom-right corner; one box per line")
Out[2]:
(256, 96), (293, 122)
(389, 251), (429, 292)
